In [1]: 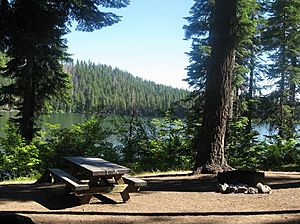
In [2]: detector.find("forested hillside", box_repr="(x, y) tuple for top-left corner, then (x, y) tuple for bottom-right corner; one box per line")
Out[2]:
(0, 60), (188, 116)
(49, 61), (188, 116)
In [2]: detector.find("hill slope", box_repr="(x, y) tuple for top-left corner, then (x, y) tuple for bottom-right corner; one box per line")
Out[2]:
(49, 61), (189, 116)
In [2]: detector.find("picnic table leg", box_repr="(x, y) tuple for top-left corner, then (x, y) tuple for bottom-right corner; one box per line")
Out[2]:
(78, 195), (92, 204)
(114, 175), (130, 202)
(64, 183), (72, 195)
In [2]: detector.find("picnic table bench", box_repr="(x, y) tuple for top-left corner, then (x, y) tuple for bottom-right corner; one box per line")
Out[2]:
(47, 157), (146, 204)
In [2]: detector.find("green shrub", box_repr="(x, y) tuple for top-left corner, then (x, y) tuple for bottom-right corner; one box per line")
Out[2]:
(226, 117), (263, 170)
(115, 112), (193, 172)
(260, 136), (300, 170)
(41, 116), (117, 168)
(0, 123), (41, 180)
(226, 117), (300, 171)
(148, 117), (193, 171)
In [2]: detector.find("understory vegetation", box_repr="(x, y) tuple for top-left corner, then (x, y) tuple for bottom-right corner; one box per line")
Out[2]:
(0, 0), (299, 179)
(0, 114), (299, 181)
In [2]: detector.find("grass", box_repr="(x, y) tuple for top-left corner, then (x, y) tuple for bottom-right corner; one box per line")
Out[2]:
(268, 164), (300, 172)
(0, 176), (38, 185)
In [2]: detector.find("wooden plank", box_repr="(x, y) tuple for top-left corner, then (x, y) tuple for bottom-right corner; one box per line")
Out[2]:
(123, 175), (147, 187)
(48, 168), (89, 191)
(75, 184), (128, 195)
(115, 175), (130, 202)
(64, 157), (131, 176)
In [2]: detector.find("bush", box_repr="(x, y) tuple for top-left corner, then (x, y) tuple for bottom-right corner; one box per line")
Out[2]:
(41, 116), (118, 168)
(0, 117), (119, 180)
(0, 123), (41, 180)
(226, 117), (263, 170)
(148, 117), (193, 171)
(260, 136), (300, 170)
(226, 117), (300, 171)
(115, 112), (193, 172)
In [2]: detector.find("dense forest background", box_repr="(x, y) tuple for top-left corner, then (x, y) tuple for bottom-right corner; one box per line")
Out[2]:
(0, 0), (299, 180)
(0, 60), (188, 116)
(60, 61), (188, 116)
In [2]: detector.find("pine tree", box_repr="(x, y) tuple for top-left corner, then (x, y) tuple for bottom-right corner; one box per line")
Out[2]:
(185, 0), (261, 173)
(58, 61), (188, 116)
(0, 0), (130, 141)
(262, 0), (300, 139)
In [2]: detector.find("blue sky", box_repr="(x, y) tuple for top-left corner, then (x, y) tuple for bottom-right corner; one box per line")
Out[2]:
(65, 0), (194, 89)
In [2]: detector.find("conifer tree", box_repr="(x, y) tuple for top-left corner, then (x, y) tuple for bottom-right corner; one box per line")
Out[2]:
(0, 0), (130, 141)
(185, 0), (261, 173)
(262, 0), (300, 139)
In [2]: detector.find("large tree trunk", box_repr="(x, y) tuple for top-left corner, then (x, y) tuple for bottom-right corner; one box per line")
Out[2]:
(194, 0), (237, 173)
(20, 59), (35, 142)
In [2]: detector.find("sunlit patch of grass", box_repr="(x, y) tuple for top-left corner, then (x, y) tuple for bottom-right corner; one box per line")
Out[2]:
(0, 176), (38, 185)
(276, 164), (300, 172)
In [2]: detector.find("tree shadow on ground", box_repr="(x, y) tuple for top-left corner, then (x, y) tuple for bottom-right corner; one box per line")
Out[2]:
(141, 172), (300, 193)
(141, 174), (218, 192)
(0, 213), (36, 224)
(264, 175), (300, 189)
(0, 172), (299, 210)
(0, 182), (128, 210)
(0, 183), (82, 210)
(1, 211), (300, 224)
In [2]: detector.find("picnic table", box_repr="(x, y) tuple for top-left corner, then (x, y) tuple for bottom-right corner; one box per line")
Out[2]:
(48, 156), (146, 204)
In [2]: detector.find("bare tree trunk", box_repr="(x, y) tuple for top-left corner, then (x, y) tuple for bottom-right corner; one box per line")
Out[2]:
(278, 12), (287, 139)
(194, 0), (236, 173)
(246, 56), (255, 133)
(19, 59), (35, 141)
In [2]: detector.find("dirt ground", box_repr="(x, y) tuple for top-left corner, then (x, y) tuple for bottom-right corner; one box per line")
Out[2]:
(0, 171), (299, 224)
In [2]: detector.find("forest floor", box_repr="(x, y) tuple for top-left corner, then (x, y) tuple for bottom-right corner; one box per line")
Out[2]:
(0, 171), (299, 224)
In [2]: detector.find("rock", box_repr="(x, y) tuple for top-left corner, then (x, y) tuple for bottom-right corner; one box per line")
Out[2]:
(224, 184), (237, 194)
(245, 187), (258, 194)
(235, 184), (248, 193)
(218, 182), (271, 194)
(218, 183), (229, 193)
(256, 183), (272, 194)
(217, 183), (237, 193)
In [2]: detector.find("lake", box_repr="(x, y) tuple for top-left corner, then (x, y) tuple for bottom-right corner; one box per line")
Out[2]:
(0, 112), (89, 137)
(0, 112), (296, 140)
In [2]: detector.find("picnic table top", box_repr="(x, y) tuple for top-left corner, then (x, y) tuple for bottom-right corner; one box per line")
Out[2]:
(64, 156), (131, 177)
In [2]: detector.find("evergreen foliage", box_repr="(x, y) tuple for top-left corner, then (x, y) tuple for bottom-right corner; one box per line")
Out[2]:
(0, 123), (41, 180)
(184, 0), (300, 172)
(0, 114), (194, 180)
(262, 0), (300, 140)
(0, 0), (130, 141)
(48, 61), (189, 116)
(39, 117), (118, 169)
(0, 0), (300, 180)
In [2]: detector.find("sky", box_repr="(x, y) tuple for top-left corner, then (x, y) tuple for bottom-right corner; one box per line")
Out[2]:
(65, 0), (194, 89)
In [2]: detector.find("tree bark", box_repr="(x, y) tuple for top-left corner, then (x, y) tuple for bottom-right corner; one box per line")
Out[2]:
(194, 0), (236, 173)
(20, 59), (35, 142)
(246, 56), (255, 133)
(278, 11), (287, 139)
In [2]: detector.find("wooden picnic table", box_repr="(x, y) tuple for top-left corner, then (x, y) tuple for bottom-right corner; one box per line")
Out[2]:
(48, 156), (146, 204)
(65, 156), (131, 177)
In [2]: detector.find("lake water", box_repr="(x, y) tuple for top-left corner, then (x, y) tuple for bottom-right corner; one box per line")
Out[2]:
(0, 112), (297, 140)
(0, 112), (89, 137)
